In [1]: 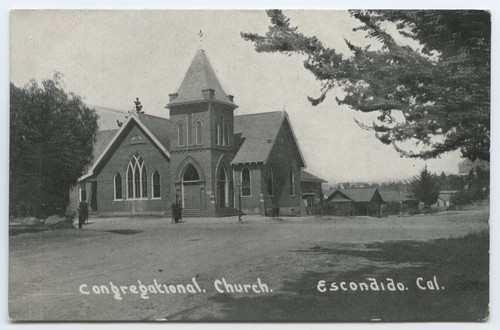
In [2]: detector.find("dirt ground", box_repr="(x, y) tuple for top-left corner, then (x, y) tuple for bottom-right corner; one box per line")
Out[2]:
(9, 206), (489, 321)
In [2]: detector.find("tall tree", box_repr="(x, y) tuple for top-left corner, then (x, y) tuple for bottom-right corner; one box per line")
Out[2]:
(10, 73), (99, 216)
(408, 166), (440, 208)
(242, 10), (490, 161)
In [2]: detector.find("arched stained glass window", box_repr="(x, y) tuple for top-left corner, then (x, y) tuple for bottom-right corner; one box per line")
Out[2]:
(127, 152), (148, 199)
(224, 123), (229, 146)
(178, 123), (185, 146)
(141, 166), (148, 198)
(216, 124), (221, 145)
(289, 167), (295, 196)
(114, 173), (122, 200)
(152, 170), (161, 198)
(195, 121), (203, 145)
(183, 164), (200, 182)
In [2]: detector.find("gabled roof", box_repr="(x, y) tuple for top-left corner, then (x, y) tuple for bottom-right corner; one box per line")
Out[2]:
(93, 129), (118, 160)
(340, 188), (379, 202)
(231, 111), (306, 167)
(137, 113), (171, 149)
(78, 114), (170, 182)
(301, 170), (327, 183)
(329, 188), (380, 203)
(167, 49), (236, 107)
(324, 188), (335, 198)
(379, 190), (417, 202)
(329, 196), (352, 203)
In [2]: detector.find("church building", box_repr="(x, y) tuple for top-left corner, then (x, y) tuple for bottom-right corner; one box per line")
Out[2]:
(69, 49), (308, 217)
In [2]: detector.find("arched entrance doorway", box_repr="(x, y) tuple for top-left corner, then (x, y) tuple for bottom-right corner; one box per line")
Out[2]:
(182, 164), (201, 209)
(216, 164), (231, 208)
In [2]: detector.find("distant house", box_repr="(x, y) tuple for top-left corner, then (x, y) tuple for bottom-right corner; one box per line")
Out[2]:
(379, 191), (419, 215)
(430, 190), (459, 211)
(458, 159), (489, 176)
(300, 170), (327, 214)
(325, 188), (383, 216)
(323, 188), (335, 200)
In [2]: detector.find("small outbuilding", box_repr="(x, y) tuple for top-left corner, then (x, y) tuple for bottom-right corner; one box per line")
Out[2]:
(300, 170), (327, 215)
(325, 188), (383, 216)
(379, 191), (419, 215)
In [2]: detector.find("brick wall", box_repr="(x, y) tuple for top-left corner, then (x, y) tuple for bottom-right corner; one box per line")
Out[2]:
(93, 124), (171, 215)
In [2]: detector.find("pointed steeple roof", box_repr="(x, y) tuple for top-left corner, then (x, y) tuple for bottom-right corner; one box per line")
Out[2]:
(167, 49), (236, 108)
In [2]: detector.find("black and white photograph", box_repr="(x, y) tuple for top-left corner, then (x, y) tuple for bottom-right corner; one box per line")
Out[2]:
(6, 4), (493, 323)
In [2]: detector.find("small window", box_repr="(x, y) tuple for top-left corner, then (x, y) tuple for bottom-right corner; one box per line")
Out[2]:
(187, 114), (193, 145)
(195, 121), (203, 145)
(241, 167), (251, 196)
(216, 124), (221, 145)
(152, 170), (161, 198)
(129, 134), (144, 145)
(289, 167), (295, 196)
(224, 123), (229, 146)
(114, 173), (122, 200)
(141, 166), (148, 198)
(79, 184), (87, 202)
(178, 123), (185, 146)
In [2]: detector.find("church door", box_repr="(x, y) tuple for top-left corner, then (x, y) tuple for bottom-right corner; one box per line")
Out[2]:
(182, 164), (201, 209)
(217, 165), (230, 208)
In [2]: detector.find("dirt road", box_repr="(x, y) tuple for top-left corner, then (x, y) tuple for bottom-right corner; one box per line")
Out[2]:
(9, 207), (489, 321)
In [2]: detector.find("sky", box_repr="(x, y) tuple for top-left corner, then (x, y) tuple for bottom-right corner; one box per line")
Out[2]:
(9, 9), (464, 184)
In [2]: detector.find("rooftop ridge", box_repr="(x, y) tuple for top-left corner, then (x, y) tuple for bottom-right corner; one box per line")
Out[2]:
(235, 111), (284, 118)
(138, 112), (170, 121)
(90, 105), (128, 114)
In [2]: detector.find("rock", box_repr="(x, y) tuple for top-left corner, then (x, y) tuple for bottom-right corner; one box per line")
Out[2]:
(44, 215), (65, 226)
(10, 217), (25, 224)
(45, 215), (73, 229)
(22, 217), (41, 226)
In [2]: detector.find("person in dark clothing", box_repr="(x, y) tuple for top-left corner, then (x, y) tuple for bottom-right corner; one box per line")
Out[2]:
(78, 202), (88, 229)
(172, 203), (182, 223)
(272, 200), (280, 220)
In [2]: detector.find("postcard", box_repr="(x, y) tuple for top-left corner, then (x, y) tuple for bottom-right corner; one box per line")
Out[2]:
(8, 9), (490, 322)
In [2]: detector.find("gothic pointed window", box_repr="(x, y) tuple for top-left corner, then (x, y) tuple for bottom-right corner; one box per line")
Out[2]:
(183, 164), (200, 182)
(241, 167), (251, 196)
(152, 170), (161, 198)
(178, 123), (185, 146)
(142, 166), (148, 198)
(216, 123), (221, 145)
(127, 153), (148, 199)
(187, 114), (193, 145)
(195, 120), (203, 145)
(224, 123), (229, 146)
(114, 173), (123, 200)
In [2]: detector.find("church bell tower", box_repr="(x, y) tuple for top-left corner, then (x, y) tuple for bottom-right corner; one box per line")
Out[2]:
(166, 49), (238, 214)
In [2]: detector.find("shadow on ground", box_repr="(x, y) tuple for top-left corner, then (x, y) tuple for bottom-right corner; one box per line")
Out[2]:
(103, 229), (143, 235)
(206, 231), (489, 322)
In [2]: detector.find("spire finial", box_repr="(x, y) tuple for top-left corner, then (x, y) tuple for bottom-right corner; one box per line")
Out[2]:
(198, 29), (204, 50)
